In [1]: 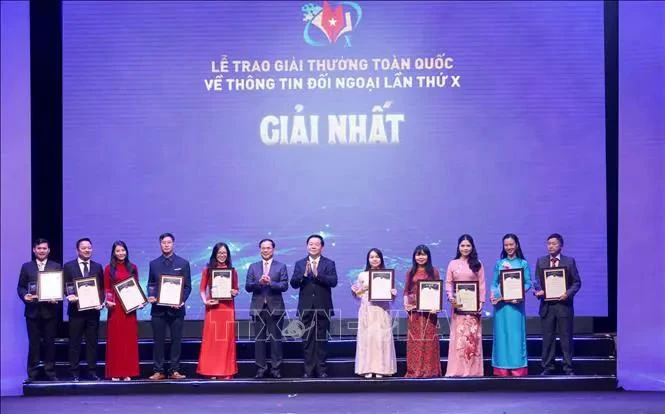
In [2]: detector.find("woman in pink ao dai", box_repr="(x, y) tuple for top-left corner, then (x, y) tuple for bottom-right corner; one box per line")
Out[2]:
(445, 234), (486, 377)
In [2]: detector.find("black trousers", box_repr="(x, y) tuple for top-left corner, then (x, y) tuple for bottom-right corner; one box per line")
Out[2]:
(253, 305), (284, 373)
(68, 315), (99, 377)
(26, 317), (57, 380)
(300, 310), (330, 376)
(541, 303), (574, 372)
(152, 314), (184, 374)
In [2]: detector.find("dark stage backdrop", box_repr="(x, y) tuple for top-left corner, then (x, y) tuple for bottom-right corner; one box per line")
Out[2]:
(61, 1), (608, 320)
(617, 0), (665, 392)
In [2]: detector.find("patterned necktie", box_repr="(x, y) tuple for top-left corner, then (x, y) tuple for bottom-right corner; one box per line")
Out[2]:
(38, 262), (45, 272)
(551, 257), (559, 268)
(312, 259), (318, 276)
(83, 261), (90, 277)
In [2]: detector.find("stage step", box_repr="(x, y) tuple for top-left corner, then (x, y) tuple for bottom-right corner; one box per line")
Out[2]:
(54, 335), (616, 361)
(25, 335), (617, 396)
(28, 335), (615, 383)
(41, 355), (615, 379)
(22, 375), (618, 396)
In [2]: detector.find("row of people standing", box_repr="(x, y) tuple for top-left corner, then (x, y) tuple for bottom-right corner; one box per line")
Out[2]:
(17, 232), (580, 381)
(345, 233), (581, 378)
(16, 235), (193, 381)
(16, 233), (334, 381)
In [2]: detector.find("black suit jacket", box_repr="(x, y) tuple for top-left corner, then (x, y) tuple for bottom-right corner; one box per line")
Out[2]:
(290, 256), (338, 316)
(148, 254), (192, 317)
(63, 259), (105, 318)
(533, 254), (582, 317)
(17, 260), (62, 319)
(245, 259), (289, 316)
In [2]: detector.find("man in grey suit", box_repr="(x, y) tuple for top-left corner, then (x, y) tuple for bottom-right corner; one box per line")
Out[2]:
(533, 233), (582, 375)
(245, 239), (289, 379)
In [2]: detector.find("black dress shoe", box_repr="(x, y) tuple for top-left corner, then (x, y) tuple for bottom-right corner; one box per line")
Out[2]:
(72, 376), (81, 382)
(565, 371), (575, 376)
(87, 374), (100, 381)
(255, 370), (266, 379)
(318, 373), (329, 379)
(46, 376), (59, 382)
(271, 371), (282, 379)
(540, 369), (555, 376)
(302, 373), (311, 378)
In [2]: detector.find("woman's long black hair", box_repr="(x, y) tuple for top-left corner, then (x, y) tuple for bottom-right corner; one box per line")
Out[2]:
(454, 234), (482, 273)
(500, 233), (525, 260)
(109, 240), (136, 281)
(364, 248), (385, 271)
(408, 244), (435, 279)
(209, 242), (232, 268)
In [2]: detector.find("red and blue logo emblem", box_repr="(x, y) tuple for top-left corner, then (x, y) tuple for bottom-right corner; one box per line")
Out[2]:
(302, 1), (362, 47)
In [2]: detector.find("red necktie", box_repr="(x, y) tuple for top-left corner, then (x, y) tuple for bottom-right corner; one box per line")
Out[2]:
(551, 257), (559, 267)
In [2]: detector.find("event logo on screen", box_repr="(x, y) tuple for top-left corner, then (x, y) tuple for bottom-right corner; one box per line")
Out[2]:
(302, 1), (362, 47)
(206, 1), (459, 146)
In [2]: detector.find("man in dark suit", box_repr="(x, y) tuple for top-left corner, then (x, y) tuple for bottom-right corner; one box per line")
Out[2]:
(16, 238), (62, 381)
(290, 234), (338, 378)
(533, 233), (582, 375)
(245, 238), (289, 379)
(63, 238), (104, 381)
(147, 233), (192, 380)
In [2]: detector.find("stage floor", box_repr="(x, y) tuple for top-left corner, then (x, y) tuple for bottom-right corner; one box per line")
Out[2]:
(3, 391), (664, 414)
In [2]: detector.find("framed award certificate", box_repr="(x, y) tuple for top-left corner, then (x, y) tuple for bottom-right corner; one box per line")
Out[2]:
(38, 271), (64, 302)
(158, 274), (184, 306)
(368, 269), (394, 301)
(500, 268), (524, 301)
(113, 277), (147, 314)
(454, 281), (480, 314)
(542, 267), (567, 301)
(74, 276), (102, 311)
(209, 268), (233, 300)
(416, 280), (443, 312)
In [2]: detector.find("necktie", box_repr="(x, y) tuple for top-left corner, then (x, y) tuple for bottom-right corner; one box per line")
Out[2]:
(83, 261), (90, 277)
(38, 262), (45, 272)
(551, 257), (559, 268)
(262, 262), (270, 303)
(312, 260), (318, 276)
